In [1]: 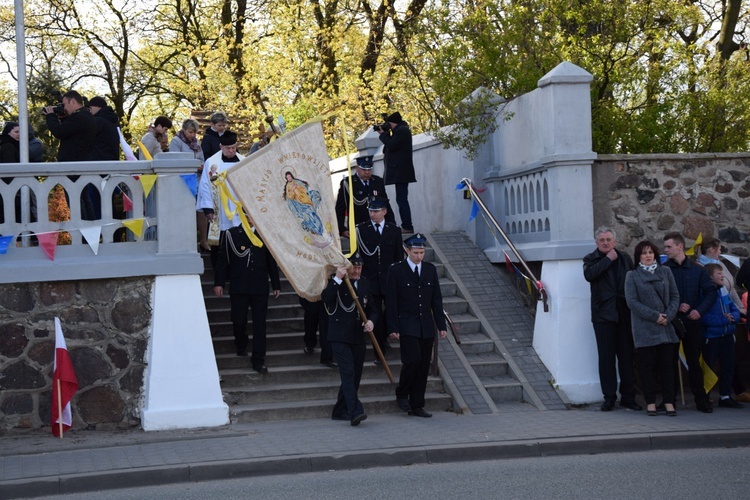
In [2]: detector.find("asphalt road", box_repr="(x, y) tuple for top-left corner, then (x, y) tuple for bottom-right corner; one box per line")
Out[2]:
(37, 447), (750, 499)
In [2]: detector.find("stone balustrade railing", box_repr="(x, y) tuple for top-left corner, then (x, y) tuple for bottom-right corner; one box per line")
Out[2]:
(0, 153), (203, 284)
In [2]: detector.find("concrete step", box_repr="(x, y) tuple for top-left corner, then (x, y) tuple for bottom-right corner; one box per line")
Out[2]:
(457, 334), (495, 354)
(466, 353), (509, 377)
(222, 378), (445, 405)
(219, 362), (400, 386)
(210, 317), (306, 336)
(483, 376), (524, 403)
(207, 302), (306, 322)
(202, 278), (298, 295)
(215, 347), (401, 369)
(204, 291), (301, 310)
(229, 392), (453, 423)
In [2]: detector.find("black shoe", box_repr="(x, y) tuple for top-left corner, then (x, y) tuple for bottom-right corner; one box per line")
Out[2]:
(321, 360), (338, 368)
(350, 414), (368, 426)
(236, 350), (248, 356)
(620, 401), (642, 411)
(718, 398), (743, 409)
(304, 347), (314, 354)
(600, 400), (615, 412)
(696, 401), (713, 413)
(396, 398), (411, 412)
(252, 365), (268, 374)
(409, 407), (432, 418)
(373, 359), (382, 366)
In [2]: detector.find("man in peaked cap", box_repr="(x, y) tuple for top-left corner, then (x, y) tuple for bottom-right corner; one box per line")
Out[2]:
(386, 233), (446, 418)
(335, 154), (395, 238)
(356, 195), (405, 360)
(378, 112), (417, 234)
(323, 252), (378, 426)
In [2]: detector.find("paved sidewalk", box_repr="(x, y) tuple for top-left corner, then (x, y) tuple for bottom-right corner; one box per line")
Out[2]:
(2, 404), (750, 498)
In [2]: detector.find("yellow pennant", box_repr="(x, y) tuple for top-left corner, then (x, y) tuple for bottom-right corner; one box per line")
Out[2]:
(137, 141), (152, 160)
(122, 218), (145, 238)
(215, 172), (263, 248)
(685, 233), (703, 256)
(678, 341), (718, 393)
(139, 175), (157, 198)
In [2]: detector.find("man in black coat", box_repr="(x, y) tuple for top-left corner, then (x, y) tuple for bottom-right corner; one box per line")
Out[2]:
(378, 112), (417, 233)
(356, 196), (404, 358)
(43, 90), (97, 162)
(386, 233), (446, 418)
(323, 253), (377, 426)
(88, 96), (120, 161)
(583, 227), (640, 412)
(335, 155), (394, 237)
(214, 225), (281, 373)
(664, 232), (717, 413)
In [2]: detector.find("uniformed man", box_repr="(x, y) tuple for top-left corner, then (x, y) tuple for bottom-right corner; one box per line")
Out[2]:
(335, 154), (395, 237)
(213, 224), (280, 373)
(323, 253), (377, 426)
(386, 234), (446, 418)
(356, 196), (404, 359)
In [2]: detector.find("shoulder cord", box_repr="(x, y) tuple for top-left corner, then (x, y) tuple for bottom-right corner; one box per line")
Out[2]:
(324, 287), (357, 315)
(225, 230), (253, 268)
(342, 180), (369, 206)
(355, 227), (381, 257)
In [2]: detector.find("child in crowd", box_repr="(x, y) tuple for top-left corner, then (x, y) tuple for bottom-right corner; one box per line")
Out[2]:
(702, 264), (742, 408)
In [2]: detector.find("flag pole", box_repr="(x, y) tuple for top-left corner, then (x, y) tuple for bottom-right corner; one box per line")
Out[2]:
(343, 275), (395, 384)
(56, 378), (63, 439)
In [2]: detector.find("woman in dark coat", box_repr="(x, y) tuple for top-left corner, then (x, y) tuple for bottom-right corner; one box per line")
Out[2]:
(624, 240), (681, 416)
(0, 122), (20, 163)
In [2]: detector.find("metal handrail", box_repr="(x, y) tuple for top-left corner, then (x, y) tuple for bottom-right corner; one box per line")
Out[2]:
(460, 177), (549, 312)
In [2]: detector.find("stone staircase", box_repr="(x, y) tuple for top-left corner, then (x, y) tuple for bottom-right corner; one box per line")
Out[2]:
(202, 248), (454, 423)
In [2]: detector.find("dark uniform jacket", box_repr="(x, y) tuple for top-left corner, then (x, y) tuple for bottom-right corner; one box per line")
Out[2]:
(583, 248), (633, 323)
(355, 220), (404, 296)
(91, 106), (121, 161)
(665, 257), (717, 324)
(379, 121), (417, 185)
(386, 260), (446, 338)
(214, 226), (280, 295)
(335, 173), (394, 233)
(322, 275), (377, 345)
(46, 107), (97, 162)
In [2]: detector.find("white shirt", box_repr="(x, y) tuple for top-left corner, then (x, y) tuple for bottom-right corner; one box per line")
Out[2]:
(196, 151), (245, 230)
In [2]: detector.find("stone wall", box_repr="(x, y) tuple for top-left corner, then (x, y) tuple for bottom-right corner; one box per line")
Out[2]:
(0, 277), (153, 433)
(592, 153), (750, 257)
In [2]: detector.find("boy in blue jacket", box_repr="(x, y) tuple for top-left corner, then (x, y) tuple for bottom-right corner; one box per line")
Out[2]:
(702, 264), (742, 408)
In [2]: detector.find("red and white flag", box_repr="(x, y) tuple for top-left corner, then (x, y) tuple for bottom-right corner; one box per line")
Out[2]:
(51, 317), (78, 437)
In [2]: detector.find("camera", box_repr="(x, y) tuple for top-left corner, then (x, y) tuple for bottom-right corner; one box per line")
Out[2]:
(372, 113), (389, 133)
(41, 90), (65, 115)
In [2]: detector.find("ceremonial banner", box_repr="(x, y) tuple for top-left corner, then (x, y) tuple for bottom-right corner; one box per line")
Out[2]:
(225, 122), (345, 300)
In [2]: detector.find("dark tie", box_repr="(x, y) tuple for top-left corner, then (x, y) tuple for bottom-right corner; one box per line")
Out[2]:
(414, 266), (419, 280)
(375, 222), (380, 234)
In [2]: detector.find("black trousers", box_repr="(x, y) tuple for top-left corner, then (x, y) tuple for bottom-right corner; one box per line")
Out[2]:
(299, 297), (331, 362)
(703, 333), (735, 398)
(230, 293), (269, 367)
(638, 342), (677, 405)
(370, 292), (388, 354)
(331, 342), (366, 420)
(679, 321), (709, 403)
(396, 335), (434, 409)
(592, 321), (636, 403)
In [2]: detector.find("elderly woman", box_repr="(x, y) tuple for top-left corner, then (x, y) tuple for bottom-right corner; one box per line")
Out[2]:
(625, 240), (681, 416)
(170, 119), (208, 252)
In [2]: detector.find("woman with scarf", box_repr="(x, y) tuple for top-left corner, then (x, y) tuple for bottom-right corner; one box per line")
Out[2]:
(170, 119), (208, 252)
(625, 240), (681, 416)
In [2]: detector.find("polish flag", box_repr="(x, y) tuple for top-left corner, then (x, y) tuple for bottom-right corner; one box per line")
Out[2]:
(51, 318), (78, 438)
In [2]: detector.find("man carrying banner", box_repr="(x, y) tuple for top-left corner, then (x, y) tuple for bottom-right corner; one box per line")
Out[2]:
(356, 195), (404, 360)
(197, 131), (244, 269)
(386, 234), (446, 418)
(214, 224), (280, 373)
(323, 252), (377, 425)
(335, 154), (394, 238)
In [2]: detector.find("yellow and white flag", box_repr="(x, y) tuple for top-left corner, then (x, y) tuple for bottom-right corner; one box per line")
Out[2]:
(225, 122), (345, 300)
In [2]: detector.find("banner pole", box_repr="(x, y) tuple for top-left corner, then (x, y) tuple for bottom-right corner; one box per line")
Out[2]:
(343, 275), (395, 384)
(57, 378), (63, 439)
